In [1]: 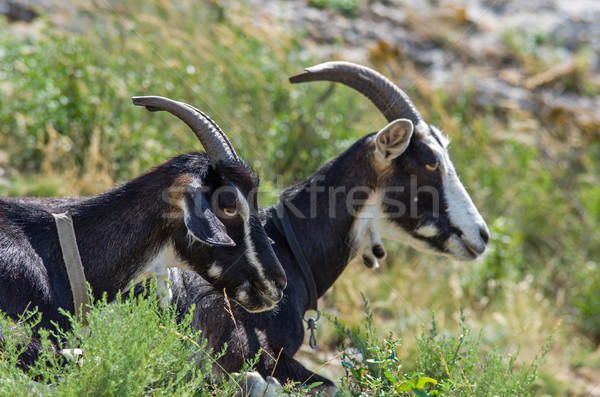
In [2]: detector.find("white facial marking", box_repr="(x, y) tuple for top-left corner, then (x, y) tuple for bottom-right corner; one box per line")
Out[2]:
(235, 281), (250, 304)
(234, 187), (250, 222)
(417, 122), (489, 260)
(207, 263), (223, 279)
(177, 199), (196, 248)
(243, 219), (264, 276)
(243, 219), (279, 298)
(442, 168), (488, 256)
(415, 224), (439, 238)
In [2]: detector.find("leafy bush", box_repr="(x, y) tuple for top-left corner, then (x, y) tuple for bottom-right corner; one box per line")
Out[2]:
(332, 296), (554, 396)
(0, 281), (244, 396)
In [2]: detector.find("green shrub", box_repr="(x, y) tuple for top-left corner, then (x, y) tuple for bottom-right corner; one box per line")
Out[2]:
(332, 296), (554, 396)
(0, 281), (245, 396)
(414, 312), (555, 396)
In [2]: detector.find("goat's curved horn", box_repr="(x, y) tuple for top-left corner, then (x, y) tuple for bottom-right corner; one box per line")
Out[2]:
(289, 61), (424, 126)
(132, 96), (238, 163)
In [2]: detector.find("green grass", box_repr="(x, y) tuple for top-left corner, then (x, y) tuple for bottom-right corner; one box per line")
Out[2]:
(1, 0), (599, 394)
(1, 290), (550, 396)
(331, 297), (554, 396)
(0, 281), (248, 396)
(0, 1), (368, 191)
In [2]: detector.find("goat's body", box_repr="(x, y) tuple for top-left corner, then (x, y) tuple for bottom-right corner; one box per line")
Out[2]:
(0, 203), (72, 331)
(165, 60), (491, 394)
(1, 96), (287, 375)
(1, 151), (285, 332)
(0, 154), (202, 332)
(169, 137), (379, 391)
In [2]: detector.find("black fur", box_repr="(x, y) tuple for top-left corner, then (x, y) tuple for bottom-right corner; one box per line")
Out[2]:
(0, 152), (285, 367)
(166, 123), (479, 391)
(166, 134), (437, 389)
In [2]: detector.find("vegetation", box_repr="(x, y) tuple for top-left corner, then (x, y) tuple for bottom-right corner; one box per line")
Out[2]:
(307, 0), (359, 18)
(0, 281), (256, 396)
(1, 0), (598, 395)
(333, 297), (554, 396)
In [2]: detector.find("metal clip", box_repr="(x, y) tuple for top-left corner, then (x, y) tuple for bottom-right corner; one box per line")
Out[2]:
(303, 310), (320, 349)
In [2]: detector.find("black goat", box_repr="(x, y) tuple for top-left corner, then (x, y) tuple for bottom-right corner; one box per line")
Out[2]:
(165, 62), (490, 396)
(0, 96), (286, 367)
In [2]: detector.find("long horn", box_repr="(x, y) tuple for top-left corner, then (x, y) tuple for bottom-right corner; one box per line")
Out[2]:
(289, 61), (424, 126)
(132, 96), (238, 164)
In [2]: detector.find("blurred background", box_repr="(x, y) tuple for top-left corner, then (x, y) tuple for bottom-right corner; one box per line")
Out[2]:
(0, 0), (598, 394)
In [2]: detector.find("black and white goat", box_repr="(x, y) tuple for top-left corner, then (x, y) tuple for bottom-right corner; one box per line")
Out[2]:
(15, 63), (489, 394)
(0, 96), (286, 365)
(161, 62), (489, 396)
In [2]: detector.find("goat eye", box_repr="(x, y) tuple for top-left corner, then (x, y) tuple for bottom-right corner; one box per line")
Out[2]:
(223, 207), (238, 217)
(425, 160), (439, 171)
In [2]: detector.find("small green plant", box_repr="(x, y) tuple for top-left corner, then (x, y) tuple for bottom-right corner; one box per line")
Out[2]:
(331, 297), (555, 396)
(573, 260), (600, 340)
(307, 0), (359, 18)
(333, 294), (438, 396)
(413, 311), (557, 396)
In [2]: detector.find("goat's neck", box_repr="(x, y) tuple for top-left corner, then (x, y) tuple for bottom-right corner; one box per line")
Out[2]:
(278, 136), (378, 304)
(67, 175), (181, 299)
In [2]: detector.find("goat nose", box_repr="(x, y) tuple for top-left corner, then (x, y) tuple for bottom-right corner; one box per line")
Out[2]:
(274, 274), (287, 291)
(480, 226), (490, 244)
(274, 288), (284, 302)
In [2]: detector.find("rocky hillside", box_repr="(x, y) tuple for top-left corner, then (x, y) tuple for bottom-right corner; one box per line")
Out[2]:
(226, 0), (600, 148)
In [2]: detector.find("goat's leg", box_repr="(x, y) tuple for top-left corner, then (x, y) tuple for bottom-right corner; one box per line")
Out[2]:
(233, 371), (283, 397)
(260, 350), (337, 396)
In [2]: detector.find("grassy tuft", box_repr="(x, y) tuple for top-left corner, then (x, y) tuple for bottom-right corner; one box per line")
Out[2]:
(331, 297), (555, 396)
(0, 281), (242, 396)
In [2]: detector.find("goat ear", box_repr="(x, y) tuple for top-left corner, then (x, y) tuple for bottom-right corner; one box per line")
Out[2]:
(184, 191), (235, 247)
(374, 119), (413, 162)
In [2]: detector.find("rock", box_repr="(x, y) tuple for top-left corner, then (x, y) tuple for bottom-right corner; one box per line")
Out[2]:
(551, 12), (600, 56)
(0, 1), (39, 22)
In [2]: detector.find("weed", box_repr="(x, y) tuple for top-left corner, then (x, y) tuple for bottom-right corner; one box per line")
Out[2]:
(0, 280), (242, 396)
(333, 295), (438, 396)
(331, 298), (555, 396)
